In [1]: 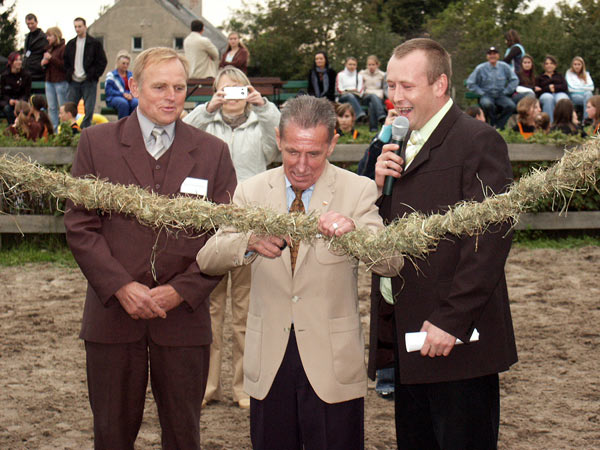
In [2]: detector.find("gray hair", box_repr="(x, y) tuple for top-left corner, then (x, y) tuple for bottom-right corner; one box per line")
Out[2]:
(279, 96), (337, 142)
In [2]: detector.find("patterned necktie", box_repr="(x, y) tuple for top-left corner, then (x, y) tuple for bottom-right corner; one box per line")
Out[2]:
(289, 187), (305, 273)
(150, 127), (167, 160)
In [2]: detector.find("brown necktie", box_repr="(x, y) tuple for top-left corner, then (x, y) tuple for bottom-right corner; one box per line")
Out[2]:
(289, 187), (305, 273)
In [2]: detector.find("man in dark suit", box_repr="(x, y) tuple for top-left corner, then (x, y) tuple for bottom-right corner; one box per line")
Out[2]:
(64, 47), (237, 449)
(372, 38), (517, 449)
(23, 13), (48, 82)
(63, 17), (107, 129)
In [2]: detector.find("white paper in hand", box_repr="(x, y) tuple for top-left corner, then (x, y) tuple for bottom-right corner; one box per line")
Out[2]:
(405, 328), (479, 353)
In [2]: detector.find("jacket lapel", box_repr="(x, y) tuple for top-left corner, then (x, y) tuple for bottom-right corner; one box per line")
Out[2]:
(402, 104), (463, 177)
(266, 167), (293, 277)
(162, 120), (195, 195)
(120, 112), (154, 189)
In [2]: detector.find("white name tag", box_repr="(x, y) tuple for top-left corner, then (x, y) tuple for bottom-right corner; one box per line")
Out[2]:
(180, 177), (208, 196)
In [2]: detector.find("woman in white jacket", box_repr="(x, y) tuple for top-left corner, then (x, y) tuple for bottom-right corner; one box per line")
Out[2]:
(184, 66), (280, 410)
(566, 56), (594, 120)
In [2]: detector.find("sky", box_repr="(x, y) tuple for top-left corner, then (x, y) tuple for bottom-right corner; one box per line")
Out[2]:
(7, 0), (566, 47)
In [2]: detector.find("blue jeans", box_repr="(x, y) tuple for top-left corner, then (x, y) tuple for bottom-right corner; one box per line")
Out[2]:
(375, 367), (395, 398)
(479, 94), (515, 129)
(45, 81), (69, 131)
(569, 91), (593, 120)
(338, 93), (366, 120)
(68, 79), (98, 129)
(1, 103), (16, 125)
(107, 96), (139, 119)
(539, 92), (570, 123)
(362, 94), (386, 131)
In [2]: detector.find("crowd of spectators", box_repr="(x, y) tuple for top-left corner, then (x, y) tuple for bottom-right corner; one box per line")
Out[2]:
(465, 29), (597, 136)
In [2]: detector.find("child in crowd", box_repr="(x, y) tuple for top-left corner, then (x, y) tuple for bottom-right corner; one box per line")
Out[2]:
(586, 95), (600, 135)
(58, 102), (81, 134)
(465, 105), (486, 122)
(4, 100), (42, 140)
(513, 96), (541, 140)
(551, 98), (586, 137)
(29, 95), (54, 139)
(335, 102), (360, 140)
(534, 112), (551, 134)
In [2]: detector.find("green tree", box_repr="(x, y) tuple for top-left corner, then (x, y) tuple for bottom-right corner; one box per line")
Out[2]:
(0, 0), (18, 57)
(383, 0), (454, 38)
(227, 0), (401, 79)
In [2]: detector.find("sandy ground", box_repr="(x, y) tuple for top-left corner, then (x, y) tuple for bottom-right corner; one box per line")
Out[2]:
(1, 246), (599, 449)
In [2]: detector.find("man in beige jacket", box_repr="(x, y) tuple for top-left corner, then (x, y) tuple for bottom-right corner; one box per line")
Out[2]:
(183, 20), (218, 79)
(197, 96), (402, 450)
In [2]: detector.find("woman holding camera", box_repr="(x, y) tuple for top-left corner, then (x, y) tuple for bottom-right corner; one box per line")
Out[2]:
(183, 65), (280, 410)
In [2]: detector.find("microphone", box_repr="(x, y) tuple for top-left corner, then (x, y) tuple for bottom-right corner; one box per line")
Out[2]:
(382, 116), (410, 196)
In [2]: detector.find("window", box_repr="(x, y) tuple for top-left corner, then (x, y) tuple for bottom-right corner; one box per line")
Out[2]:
(174, 37), (184, 50)
(132, 36), (143, 51)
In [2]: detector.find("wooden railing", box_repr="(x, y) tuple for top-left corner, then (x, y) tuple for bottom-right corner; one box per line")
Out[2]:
(0, 144), (597, 233)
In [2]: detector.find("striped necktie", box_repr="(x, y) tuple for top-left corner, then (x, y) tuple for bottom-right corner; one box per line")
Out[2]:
(289, 187), (305, 273)
(150, 127), (167, 160)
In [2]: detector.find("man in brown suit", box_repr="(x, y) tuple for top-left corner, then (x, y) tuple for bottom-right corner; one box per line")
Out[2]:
(64, 47), (236, 449)
(372, 39), (517, 449)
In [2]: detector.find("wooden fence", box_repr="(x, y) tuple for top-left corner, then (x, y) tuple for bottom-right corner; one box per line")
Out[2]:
(0, 144), (597, 234)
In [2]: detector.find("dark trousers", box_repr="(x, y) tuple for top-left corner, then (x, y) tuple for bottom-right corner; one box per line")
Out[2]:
(250, 328), (364, 450)
(394, 368), (500, 450)
(68, 79), (98, 129)
(85, 336), (209, 450)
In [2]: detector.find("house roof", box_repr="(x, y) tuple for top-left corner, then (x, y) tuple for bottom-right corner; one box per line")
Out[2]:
(157, 0), (227, 51)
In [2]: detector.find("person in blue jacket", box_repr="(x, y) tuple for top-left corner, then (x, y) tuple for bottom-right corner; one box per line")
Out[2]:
(105, 50), (138, 119)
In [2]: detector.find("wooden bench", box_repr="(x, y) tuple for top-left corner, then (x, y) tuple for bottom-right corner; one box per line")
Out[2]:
(186, 77), (284, 105)
(30, 81), (46, 95)
(99, 81), (117, 116)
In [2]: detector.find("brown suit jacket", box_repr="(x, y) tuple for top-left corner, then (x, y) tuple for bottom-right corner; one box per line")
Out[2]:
(369, 103), (518, 384)
(64, 111), (237, 346)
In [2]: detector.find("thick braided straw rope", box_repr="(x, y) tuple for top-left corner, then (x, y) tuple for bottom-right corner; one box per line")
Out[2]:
(0, 137), (598, 263)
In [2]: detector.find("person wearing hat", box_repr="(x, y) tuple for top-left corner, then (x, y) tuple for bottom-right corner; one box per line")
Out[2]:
(466, 46), (518, 129)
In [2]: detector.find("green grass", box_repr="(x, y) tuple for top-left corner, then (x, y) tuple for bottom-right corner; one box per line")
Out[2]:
(513, 230), (600, 249)
(0, 235), (76, 267)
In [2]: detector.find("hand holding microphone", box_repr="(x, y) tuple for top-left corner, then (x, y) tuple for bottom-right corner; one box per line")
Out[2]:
(382, 116), (410, 196)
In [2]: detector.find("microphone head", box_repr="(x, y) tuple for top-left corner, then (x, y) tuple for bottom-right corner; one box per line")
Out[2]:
(391, 116), (410, 140)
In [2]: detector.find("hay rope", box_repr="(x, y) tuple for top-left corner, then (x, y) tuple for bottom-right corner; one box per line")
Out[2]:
(0, 137), (599, 262)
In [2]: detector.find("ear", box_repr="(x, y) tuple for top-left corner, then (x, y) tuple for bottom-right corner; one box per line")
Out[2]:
(434, 74), (448, 98)
(275, 127), (281, 152)
(130, 77), (140, 99)
(327, 132), (339, 157)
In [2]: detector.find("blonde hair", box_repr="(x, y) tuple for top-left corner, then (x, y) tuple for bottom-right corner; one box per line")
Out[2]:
(366, 55), (380, 66)
(517, 96), (539, 122)
(45, 26), (62, 43)
(115, 49), (131, 66)
(213, 65), (250, 91)
(225, 31), (250, 64)
(132, 47), (189, 84)
(570, 56), (588, 83)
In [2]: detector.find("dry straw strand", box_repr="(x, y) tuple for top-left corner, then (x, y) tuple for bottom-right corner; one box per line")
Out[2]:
(0, 137), (598, 262)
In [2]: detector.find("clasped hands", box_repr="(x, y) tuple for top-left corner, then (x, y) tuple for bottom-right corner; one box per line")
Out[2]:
(247, 211), (355, 258)
(115, 282), (183, 320)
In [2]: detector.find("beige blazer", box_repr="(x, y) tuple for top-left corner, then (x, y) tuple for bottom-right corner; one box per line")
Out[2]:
(183, 32), (219, 79)
(197, 162), (402, 404)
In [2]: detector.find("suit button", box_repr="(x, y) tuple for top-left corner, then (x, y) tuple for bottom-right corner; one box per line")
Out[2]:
(155, 164), (161, 170)
(155, 183), (160, 189)
(291, 295), (300, 303)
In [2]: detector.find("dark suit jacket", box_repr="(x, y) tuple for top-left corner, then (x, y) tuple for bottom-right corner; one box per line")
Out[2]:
(64, 34), (107, 82)
(369, 103), (518, 384)
(64, 111), (237, 346)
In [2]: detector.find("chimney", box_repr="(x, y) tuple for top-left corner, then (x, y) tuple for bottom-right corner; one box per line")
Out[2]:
(183, 0), (202, 17)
